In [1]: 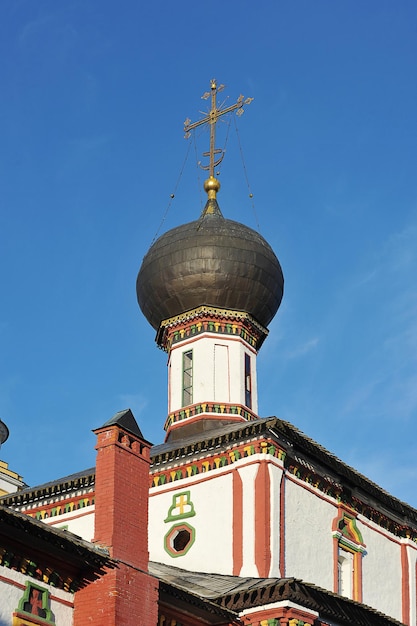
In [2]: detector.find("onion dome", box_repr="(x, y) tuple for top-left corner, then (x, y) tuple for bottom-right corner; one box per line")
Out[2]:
(0, 419), (9, 448)
(136, 177), (284, 331)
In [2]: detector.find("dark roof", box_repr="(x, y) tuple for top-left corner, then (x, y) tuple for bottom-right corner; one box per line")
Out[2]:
(0, 505), (115, 591)
(151, 416), (417, 529)
(151, 419), (251, 458)
(96, 408), (144, 439)
(149, 561), (278, 598)
(151, 561), (239, 624)
(272, 418), (417, 524)
(3, 416), (417, 532)
(150, 562), (404, 626)
(0, 467), (95, 506)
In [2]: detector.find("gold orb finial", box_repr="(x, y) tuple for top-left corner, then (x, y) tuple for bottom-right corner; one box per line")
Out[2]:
(204, 176), (221, 200)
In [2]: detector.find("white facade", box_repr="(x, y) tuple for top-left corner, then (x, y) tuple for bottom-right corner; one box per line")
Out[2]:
(149, 465), (234, 573)
(268, 462), (283, 576)
(360, 516), (405, 621)
(168, 333), (258, 414)
(403, 541), (417, 626)
(148, 442), (414, 624)
(237, 461), (260, 577)
(148, 287), (415, 623)
(44, 506), (95, 542)
(284, 476), (336, 590)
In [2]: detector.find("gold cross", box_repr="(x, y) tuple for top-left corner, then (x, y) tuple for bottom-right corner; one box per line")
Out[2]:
(184, 79), (253, 179)
(176, 494), (188, 514)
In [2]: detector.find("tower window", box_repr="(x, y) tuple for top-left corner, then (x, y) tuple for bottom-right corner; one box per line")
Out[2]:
(245, 353), (252, 409)
(182, 350), (193, 407)
(338, 549), (354, 598)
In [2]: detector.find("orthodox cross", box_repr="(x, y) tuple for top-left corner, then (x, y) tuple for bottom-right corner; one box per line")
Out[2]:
(184, 79), (253, 179)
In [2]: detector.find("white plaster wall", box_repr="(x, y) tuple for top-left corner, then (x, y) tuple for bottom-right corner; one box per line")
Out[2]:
(214, 343), (230, 402)
(0, 566), (73, 625)
(0, 475), (23, 495)
(44, 507), (95, 542)
(250, 353), (258, 414)
(360, 518), (402, 621)
(238, 462), (259, 577)
(149, 470), (233, 574)
(284, 478), (335, 590)
(268, 463), (283, 577)
(0, 475), (12, 494)
(168, 334), (258, 412)
(405, 542), (417, 626)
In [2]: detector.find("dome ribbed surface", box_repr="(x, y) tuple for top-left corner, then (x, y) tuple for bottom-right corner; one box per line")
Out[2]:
(137, 209), (284, 330)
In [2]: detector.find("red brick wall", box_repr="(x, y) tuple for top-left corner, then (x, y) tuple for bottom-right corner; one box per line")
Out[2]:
(93, 427), (150, 568)
(74, 423), (159, 626)
(74, 565), (159, 626)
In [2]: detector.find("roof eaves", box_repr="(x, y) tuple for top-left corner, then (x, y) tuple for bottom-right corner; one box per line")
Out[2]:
(270, 419), (417, 525)
(218, 577), (404, 626)
(158, 579), (239, 622)
(0, 467), (96, 506)
(0, 505), (116, 590)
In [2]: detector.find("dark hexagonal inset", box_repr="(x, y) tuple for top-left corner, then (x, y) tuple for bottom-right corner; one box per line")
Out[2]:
(164, 522), (196, 558)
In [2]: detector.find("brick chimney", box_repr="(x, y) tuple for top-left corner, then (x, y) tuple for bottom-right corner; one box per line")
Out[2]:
(74, 409), (158, 626)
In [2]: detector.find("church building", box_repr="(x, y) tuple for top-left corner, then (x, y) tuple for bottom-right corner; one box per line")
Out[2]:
(0, 81), (416, 626)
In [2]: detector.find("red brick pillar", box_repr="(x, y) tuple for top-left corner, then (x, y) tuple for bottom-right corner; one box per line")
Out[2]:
(74, 413), (159, 626)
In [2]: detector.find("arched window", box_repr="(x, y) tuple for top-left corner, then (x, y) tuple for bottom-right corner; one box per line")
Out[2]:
(338, 549), (354, 598)
(332, 509), (366, 601)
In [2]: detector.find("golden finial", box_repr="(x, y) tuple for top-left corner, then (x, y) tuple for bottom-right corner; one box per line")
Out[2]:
(184, 79), (253, 199)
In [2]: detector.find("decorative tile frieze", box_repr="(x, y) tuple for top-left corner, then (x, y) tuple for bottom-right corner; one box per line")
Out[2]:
(350, 495), (412, 539)
(287, 462), (417, 542)
(164, 402), (259, 430)
(151, 438), (286, 487)
(157, 305), (268, 352)
(287, 463), (342, 500)
(24, 495), (94, 521)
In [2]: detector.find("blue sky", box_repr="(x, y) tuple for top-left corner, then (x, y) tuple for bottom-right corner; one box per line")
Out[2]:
(0, 1), (416, 506)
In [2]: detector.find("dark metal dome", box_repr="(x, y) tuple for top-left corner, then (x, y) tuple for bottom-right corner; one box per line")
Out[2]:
(137, 200), (284, 330)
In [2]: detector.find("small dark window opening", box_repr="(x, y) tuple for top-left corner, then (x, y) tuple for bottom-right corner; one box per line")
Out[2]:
(173, 529), (191, 552)
(245, 353), (252, 408)
(182, 350), (193, 407)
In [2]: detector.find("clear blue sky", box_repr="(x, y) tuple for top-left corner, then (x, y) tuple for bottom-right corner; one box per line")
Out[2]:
(1, 1), (416, 506)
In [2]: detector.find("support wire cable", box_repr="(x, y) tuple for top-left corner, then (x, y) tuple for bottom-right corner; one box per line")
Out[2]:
(192, 130), (204, 212)
(149, 139), (192, 246)
(215, 114), (232, 177)
(233, 115), (261, 232)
